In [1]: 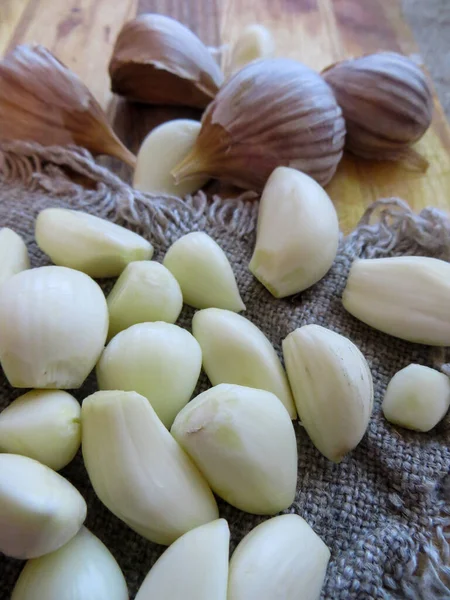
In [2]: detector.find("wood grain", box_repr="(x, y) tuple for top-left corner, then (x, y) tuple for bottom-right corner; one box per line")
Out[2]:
(0, 0), (30, 55)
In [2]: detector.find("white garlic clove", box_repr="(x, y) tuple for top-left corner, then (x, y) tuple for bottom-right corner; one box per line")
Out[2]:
(81, 390), (218, 545)
(192, 309), (296, 418)
(283, 325), (373, 462)
(163, 232), (245, 311)
(228, 514), (330, 600)
(225, 24), (275, 75)
(0, 228), (30, 286)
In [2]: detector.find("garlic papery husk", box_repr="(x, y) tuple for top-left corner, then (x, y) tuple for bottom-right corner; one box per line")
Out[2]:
(283, 325), (373, 462)
(81, 390), (218, 545)
(0, 228), (30, 286)
(163, 232), (245, 311)
(0, 454), (86, 559)
(192, 309), (296, 418)
(224, 24), (276, 76)
(96, 322), (202, 428)
(135, 520), (229, 600)
(0, 390), (81, 471)
(249, 167), (339, 298)
(0, 266), (108, 389)
(382, 364), (450, 432)
(109, 14), (224, 108)
(322, 52), (433, 170)
(342, 256), (450, 346)
(11, 527), (128, 600)
(228, 514), (330, 600)
(35, 208), (153, 278)
(171, 58), (346, 191)
(171, 384), (297, 515)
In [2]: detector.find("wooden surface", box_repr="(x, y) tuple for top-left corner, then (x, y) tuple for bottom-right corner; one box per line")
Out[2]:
(1, 0), (450, 231)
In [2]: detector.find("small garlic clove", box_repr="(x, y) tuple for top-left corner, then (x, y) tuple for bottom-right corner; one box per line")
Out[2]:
(0, 228), (30, 286)
(283, 325), (373, 462)
(0, 390), (81, 471)
(0, 454), (86, 559)
(228, 514), (330, 600)
(249, 167), (339, 298)
(192, 309), (296, 418)
(36, 208), (153, 278)
(224, 24), (276, 75)
(382, 364), (450, 432)
(135, 520), (229, 600)
(81, 390), (219, 545)
(163, 232), (245, 311)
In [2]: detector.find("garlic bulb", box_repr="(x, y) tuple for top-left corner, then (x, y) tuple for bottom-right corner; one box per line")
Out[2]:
(192, 309), (296, 418)
(0, 228), (29, 286)
(0, 454), (86, 559)
(0, 390), (81, 471)
(249, 167), (339, 298)
(36, 208), (153, 278)
(172, 384), (297, 515)
(82, 390), (218, 545)
(172, 58), (346, 191)
(163, 232), (245, 311)
(283, 325), (373, 462)
(0, 266), (108, 388)
(224, 24), (275, 75)
(135, 520), (229, 600)
(109, 14), (224, 108)
(382, 364), (450, 432)
(228, 514), (330, 600)
(97, 322), (202, 428)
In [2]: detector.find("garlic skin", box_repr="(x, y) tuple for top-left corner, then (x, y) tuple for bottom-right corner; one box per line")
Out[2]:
(97, 322), (202, 428)
(0, 454), (86, 559)
(228, 514), (330, 600)
(0, 266), (108, 389)
(82, 390), (218, 545)
(0, 228), (30, 286)
(135, 520), (229, 600)
(225, 24), (275, 75)
(0, 390), (81, 471)
(192, 309), (296, 418)
(163, 232), (245, 311)
(249, 167), (339, 298)
(36, 208), (153, 278)
(382, 364), (450, 432)
(283, 325), (373, 462)
(172, 384), (297, 515)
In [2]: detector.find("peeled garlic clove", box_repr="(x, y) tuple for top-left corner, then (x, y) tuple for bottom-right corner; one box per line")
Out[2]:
(36, 208), (153, 278)
(228, 514), (330, 600)
(192, 309), (296, 418)
(172, 384), (297, 515)
(82, 390), (218, 545)
(283, 325), (373, 462)
(163, 232), (245, 311)
(0, 390), (80, 471)
(135, 519), (229, 600)
(109, 14), (224, 108)
(0, 454), (86, 559)
(0, 266), (108, 389)
(225, 24), (276, 75)
(97, 322), (202, 428)
(0, 228), (29, 286)
(249, 167), (339, 298)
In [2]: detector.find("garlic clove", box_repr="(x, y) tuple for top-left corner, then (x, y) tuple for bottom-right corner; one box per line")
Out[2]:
(35, 208), (153, 278)
(192, 309), (296, 418)
(382, 364), (450, 432)
(171, 383), (297, 515)
(109, 14), (224, 108)
(224, 24), (276, 76)
(11, 527), (128, 600)
(163, 232), (245, 311)
(0, 266), (108, 389)
(0, 390), (81, 471)
(81, 390), (219, 545)
(249, 167), (339, 298)
(228, 514), (330, 600)
(0, 454), (86, 559)
(96, 322), (202, 428)
(283, 325), (373, 462)
(135, 519), (229, 600)
(0, 228), (30, 287)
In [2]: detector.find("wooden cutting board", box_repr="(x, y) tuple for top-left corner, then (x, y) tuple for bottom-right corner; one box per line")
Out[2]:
(2, 0), (450, 232)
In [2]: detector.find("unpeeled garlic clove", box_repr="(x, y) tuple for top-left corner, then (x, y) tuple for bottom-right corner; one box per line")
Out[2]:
(0, 228), (30, 286)
(163, 232), (245, 311)
(224, 24), (276, 76)
(283, 325), (373, 462)
(249, 167), (339, 298)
